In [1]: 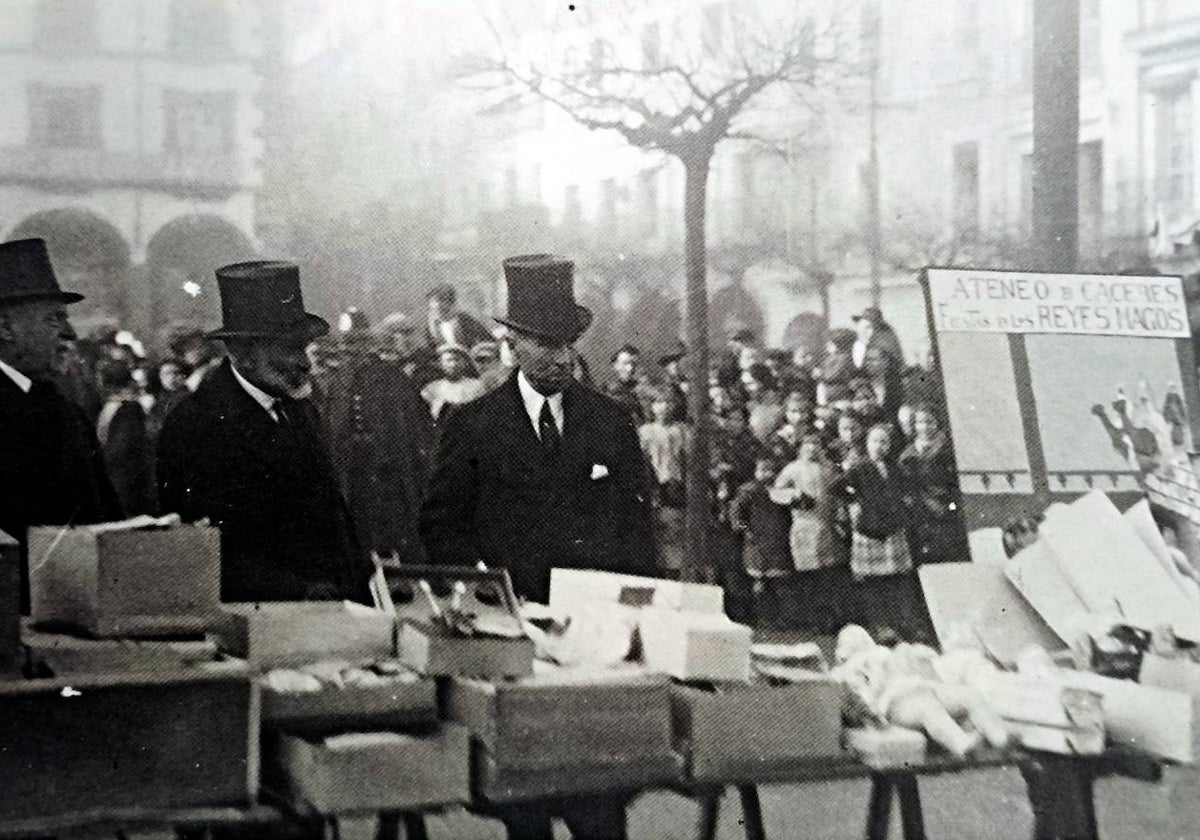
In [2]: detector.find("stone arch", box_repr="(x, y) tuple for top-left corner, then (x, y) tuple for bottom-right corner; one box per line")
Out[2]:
(145, 214), (256, 337)
(8, 208), (131, 329)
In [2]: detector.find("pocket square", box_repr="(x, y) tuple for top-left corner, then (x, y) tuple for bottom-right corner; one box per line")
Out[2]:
(591, 464), (610, 480)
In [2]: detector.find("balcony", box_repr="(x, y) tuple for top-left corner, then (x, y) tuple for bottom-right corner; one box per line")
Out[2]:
(0, 147), (251, 198)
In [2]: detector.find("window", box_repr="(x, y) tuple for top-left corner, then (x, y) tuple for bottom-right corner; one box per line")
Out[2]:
(564, 185), (582, 228)
(29, 85), (102, 149)
(957, 0), (980, 53)
(638, 169), (659, 236)
(1078, 140), (1103, 251)
(1156, 86), (1193, 217)
(1080, 0), (1101, 78)
(505, 167), (518, 207)
(587, 38), (606, 85)
(601, 178), (619, 230)
(163, 91), (234, 154)
(1020, 152), (1033, 230)
(738, 153), (757, 226)
(168, 0), (232, 58)
(641, 21), (661, 70)
(952, 142), (980, 239)
(35, 0), (97, 51)
(702, 3), (726, 55)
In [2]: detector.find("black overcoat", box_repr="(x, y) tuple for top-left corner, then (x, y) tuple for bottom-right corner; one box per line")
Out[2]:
(419, 373), (656, 603)
(157, 361), (369, 603)
(0, 375), (122, 611)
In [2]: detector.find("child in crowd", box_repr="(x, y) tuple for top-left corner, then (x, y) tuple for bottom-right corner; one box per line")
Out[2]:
(897, 404), (968, 565)
(731, 456), (794, 625)
(1001, 513), (1043, 558)
(827, 410), (866, 472)
(830, 422), (931, 643)
(639, 388), (690, 576)
(773, 434), (847, 632)
(771, 391), (814, 462)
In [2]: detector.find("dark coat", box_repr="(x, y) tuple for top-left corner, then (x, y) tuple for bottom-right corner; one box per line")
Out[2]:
(99, 399), (155, 516)
(829, 459), (912, 540)
(157, 361), (370, 603)
(419, 373), (657, 603)
(323, 354), (435, 564)
(0, 375), (122, 612)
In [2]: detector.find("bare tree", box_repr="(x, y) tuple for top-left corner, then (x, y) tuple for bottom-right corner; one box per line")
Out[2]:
(466, 1), (855, 581)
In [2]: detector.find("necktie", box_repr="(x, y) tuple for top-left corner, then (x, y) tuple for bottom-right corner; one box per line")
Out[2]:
(538, 400), (560, 456)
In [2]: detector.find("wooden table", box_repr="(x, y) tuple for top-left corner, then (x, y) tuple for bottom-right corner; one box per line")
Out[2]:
(0, 804), (288, 840)
(681, 747), (1162, 840)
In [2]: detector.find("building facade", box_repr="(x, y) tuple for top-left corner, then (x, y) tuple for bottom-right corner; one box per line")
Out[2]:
(0, 0), (279, 340)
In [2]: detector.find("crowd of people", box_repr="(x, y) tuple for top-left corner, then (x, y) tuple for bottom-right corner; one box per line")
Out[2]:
(48, 274), (966, 642)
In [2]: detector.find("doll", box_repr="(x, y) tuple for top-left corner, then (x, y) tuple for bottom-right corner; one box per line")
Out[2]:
(831, 625), (1010, 758)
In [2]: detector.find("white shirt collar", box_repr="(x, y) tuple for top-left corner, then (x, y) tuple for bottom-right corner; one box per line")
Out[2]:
(230, 363), (279, 418)
(516, 369), (564, 438)
(0, 358), (32, 394)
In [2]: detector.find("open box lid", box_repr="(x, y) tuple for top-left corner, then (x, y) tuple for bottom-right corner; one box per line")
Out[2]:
(371, 564), (524, 639)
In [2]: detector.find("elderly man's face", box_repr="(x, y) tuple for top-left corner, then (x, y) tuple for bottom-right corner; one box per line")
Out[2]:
(509, 329), (575, 395)
(237, 335), (313, 398)
(0, 300), (76, 378)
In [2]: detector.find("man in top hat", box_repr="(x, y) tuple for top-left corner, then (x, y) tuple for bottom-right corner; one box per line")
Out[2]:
(0, 238), (123, 613)
(420, 254), (656, 836)
(157, 261), (370, 603)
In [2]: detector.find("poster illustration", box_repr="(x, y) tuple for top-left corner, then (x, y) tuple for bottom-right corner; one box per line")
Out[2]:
(923, 268), (1200, 542)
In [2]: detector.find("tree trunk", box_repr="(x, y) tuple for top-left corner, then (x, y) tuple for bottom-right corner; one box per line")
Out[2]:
(682, 154), (713, 584)
(1031, 0), (1080, 272)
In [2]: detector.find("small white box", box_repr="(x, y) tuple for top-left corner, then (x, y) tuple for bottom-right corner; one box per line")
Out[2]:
(549, 569), (723, 614)
(638, 609), (751, 683)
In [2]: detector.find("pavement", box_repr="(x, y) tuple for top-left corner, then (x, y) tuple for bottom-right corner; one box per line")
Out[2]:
(335, 756), (1200, 839)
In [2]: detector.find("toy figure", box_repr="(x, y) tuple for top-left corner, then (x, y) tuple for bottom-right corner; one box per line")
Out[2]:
(831, 625), (1010, 758)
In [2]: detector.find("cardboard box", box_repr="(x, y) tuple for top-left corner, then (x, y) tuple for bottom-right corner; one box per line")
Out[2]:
(0, 668), (257, 823)
(398, 620), (534, 678)
(214, 601), (395, 668)
(28, 523), (220, 638)
(0, 529), (20, 677)
(638, 609), (752, 682)
(262, 676), (438, 731)
(672, 677), (844, 781)
(472, 748), (684, 803)
(268, 723), (470, 813)
(444, 670), (674, 769)
(23, 619), (222, 675)
(549, 569), (724, 614)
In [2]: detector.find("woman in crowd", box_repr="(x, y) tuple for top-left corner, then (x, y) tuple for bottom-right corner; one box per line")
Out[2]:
(96, 358), (155, 516)
(829, 422), (930, 642)
(742, 362), (785, 444)
(770, 390), (814, 462)
(773, 433), (846, 632)
(898, 404), (969, 565)
(639, 388), (690, 576)
(420, 342), (486, 419)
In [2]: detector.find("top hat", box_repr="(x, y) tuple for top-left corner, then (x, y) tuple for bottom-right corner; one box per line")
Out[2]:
(207, 261), (329, 341)
(0, 238), (84, 307)
(494, 254), (592, 343)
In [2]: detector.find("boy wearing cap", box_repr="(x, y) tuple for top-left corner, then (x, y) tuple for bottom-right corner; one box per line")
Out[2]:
(0, 238), (122, 613)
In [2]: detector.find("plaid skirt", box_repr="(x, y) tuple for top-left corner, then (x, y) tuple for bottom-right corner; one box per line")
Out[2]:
(851, 529), (913, 579)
